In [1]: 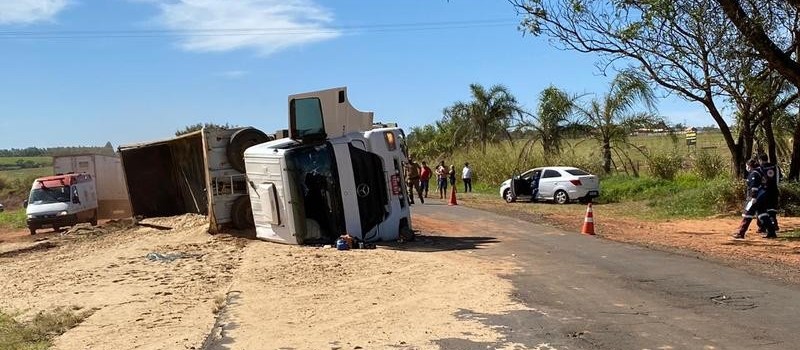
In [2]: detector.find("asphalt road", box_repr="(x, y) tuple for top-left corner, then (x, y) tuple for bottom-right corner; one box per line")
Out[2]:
(413, 203), (800, 350)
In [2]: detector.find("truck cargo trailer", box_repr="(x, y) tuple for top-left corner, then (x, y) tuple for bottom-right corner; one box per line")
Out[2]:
(118, 127), (271, 232)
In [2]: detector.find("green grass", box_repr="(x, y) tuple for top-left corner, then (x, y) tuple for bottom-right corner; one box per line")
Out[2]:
(0, 308), (90, 350)
(0, 157), (51, 167)
(0, 167), (53, 182)
(0, 208), (27, 229)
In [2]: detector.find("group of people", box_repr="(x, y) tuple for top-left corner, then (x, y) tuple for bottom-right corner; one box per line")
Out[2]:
(734, 154), (781, 240)
(403, 159), (473, 204)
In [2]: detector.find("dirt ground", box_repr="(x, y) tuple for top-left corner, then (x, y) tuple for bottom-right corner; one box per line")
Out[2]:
(2, 195), (799, 349)
(0, 215), (247, 350)
(0, 214), (532, 350)
(459, 193), (800, 284)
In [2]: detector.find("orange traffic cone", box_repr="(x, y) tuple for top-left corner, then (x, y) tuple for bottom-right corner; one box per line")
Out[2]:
(581, 202), (595, 235)
(448, 186), (458, 206)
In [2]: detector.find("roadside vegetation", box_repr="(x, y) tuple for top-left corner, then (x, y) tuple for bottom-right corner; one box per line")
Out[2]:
(0, 308), (91, 350)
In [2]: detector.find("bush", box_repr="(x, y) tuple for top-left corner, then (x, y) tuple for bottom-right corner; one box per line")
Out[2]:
(648, 152), (683, 180)
(780, 181), (800, 216)
(647, 177), (743, 217)
(693, 150), (726, 179)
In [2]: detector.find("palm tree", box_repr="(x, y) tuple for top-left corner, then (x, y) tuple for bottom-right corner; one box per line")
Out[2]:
(518, 86), (577, 158)
(446, 84), (519, 154)
(575, 71), (658, 174)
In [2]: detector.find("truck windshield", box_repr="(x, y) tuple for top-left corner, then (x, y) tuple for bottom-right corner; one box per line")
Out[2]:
(29, 186), (71, 204)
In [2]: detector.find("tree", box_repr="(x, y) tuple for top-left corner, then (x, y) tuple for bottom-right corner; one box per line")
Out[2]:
(518, 86), (577, 157)
(510, 0), (797, 177)
(714, 0), (800, 179)
(175, 122), (236, 136)
(445, 84), (519, 154)
(573, 71), (658, 173)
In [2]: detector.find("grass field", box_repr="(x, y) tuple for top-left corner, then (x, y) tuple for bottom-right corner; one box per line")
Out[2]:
(0, 167), (53, 182)
(0, 156), (52, 166)
(0, 208), (27, 229)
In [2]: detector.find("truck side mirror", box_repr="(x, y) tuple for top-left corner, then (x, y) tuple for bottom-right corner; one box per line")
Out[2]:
(23, 200), (28, 208)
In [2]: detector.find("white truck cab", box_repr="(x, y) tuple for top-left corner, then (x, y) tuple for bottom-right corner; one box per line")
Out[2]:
(24, 173), (99, 235)
(244, 87), (413, 245)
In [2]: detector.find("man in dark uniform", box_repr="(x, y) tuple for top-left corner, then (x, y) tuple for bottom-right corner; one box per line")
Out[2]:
(758, 154), (780, 236)
(733, 159), (776, 239)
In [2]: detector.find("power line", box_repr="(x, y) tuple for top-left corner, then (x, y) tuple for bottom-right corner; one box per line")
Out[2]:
(0, 19), (519, 39)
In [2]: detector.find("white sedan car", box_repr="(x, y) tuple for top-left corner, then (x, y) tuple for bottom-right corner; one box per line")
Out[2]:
(500, 166), (600, 204)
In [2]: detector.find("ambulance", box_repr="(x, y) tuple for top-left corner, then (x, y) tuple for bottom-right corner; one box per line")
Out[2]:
(24, 173), (99, 235)
(244, 87), (413, 245)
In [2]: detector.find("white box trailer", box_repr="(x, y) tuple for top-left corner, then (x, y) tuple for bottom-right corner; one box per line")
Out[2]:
(244, 87), (413, 245)
(53, 154), (132, 219)
(118, 127), (272, 232)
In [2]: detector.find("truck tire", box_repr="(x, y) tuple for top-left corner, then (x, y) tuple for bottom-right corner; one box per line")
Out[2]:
(230, 196), (254, 230)
(227, 128), (272, 173)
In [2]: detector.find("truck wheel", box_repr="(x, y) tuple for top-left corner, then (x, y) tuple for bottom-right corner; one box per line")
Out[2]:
(90, 210), (98, 226)
(231, 196), (254, 230)
(227, 128), (272, 173)
(29, 228), (36, 235)
(399, 223), (415, 242)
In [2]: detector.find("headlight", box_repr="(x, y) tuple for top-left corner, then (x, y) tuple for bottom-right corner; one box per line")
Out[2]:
(27, 215), (34, 219)
(57, 211), (68, 216)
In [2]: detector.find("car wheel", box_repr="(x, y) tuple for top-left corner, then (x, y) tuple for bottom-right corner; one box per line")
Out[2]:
(503, 189), (516, 203)
(554, 190), (569, 204)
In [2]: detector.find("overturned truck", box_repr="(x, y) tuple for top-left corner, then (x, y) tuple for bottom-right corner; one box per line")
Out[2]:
(244, 87), (413, 245)
(118, 127), (272, 232)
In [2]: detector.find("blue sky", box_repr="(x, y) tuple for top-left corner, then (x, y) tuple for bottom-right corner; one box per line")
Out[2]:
(0, 0), (711, 149)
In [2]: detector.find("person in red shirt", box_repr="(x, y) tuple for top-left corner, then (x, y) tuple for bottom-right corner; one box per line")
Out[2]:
(419, 161), (432, 198)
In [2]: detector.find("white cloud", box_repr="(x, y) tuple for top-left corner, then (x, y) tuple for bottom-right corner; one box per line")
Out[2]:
(0, 0), (70, 24)
(148, 0), (340, 55)
(217, 70), (248, 78)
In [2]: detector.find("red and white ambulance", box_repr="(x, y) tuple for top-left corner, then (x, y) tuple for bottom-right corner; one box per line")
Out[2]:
(24, 173), (99, 235)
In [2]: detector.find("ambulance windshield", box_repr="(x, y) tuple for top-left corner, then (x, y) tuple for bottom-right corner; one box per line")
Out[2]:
(29, 185), (71, 205)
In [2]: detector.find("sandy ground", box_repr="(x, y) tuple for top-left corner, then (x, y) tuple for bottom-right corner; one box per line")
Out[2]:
(3, 194), (799, 349)
(0, 215), (248, 350)
(209, 240), (528, 350)
(0, 213), (532, 350)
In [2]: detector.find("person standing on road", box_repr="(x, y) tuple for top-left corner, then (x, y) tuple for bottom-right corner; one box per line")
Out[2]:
(419, 161), (432, 198)
(462, 162), (473, 193)
(404, 158), (423, 205)
(448, 165), (457, 189)
(436, 161), (448, 199)
(758, 154), (780, 235)
(734, 159), (776, 239)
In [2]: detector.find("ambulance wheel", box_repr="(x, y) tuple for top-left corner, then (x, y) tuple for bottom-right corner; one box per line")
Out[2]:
(29, 228), (36, 235)
(227, 128), (272, 173)
(90, 210), (98, 226)
(554, 190), (569, 205)
(231, 196), (254, 230)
